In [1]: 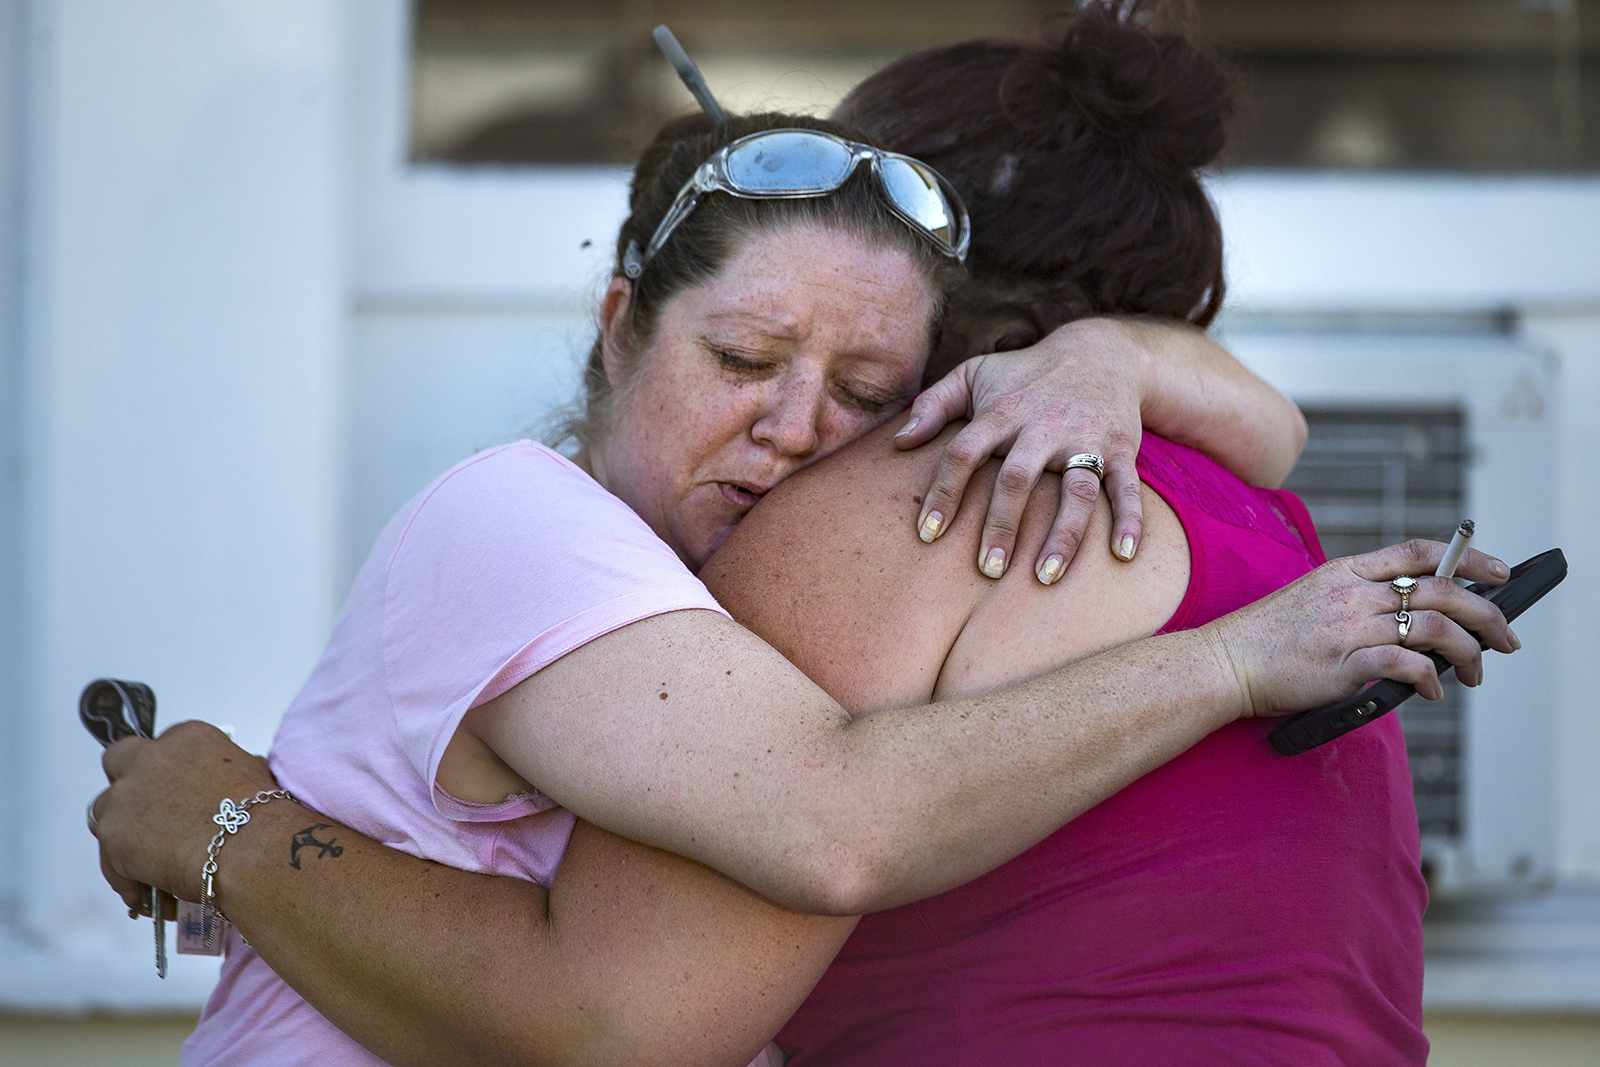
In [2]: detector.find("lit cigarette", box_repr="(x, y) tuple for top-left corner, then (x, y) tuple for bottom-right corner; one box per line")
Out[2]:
(1436, 519), (1475, 579)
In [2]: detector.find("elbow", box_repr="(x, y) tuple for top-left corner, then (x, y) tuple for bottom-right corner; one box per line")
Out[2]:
(1270, 401), (1309, 487)
(730, 833), (895, 916)
(750, 855), (880, 917)
(756, 752), (920, 915)
(774, 839), (907, 917)
(1286, 401), (1309, 462)
(1251, 394), (1307, 488)
(806, 860), (890, 917)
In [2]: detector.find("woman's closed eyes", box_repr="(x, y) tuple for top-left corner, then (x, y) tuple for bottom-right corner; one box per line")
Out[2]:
(710, 343), (907, 416)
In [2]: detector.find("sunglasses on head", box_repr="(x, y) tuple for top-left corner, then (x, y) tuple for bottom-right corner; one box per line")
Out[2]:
(632, 28), (970, 278)
(624, 129), (971, 279)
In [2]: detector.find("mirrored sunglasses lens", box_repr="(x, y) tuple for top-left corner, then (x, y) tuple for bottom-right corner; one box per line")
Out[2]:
(726, 132), (853, 193)
(878, 158), (954, 245)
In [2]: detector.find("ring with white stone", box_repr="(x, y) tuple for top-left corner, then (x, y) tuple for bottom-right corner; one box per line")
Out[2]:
(1391, 576), (1419, 644)
(1390, 575), (1418, 612)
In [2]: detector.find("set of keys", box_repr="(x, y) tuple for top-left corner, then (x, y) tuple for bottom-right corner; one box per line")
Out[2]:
(81, 678), (224, 976)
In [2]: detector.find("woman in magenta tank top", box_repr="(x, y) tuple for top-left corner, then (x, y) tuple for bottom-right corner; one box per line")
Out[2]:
(763, 12), (1427, 1061)
(774, 435), (1426, 1065)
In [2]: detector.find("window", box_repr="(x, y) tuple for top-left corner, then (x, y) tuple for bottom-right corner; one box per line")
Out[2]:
(1209, 0), (1597, 170)
(411, 0), (1599, 170)
(410, 0), (1056, 164)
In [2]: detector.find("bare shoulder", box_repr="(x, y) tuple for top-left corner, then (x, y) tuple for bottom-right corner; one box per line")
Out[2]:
(703, 419), (1194, 712)
(937, 480), (1189, 701)
(701, 420), (988, 714)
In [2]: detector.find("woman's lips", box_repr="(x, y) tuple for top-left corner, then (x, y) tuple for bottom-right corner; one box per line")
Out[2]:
(718, 482), (767, 510)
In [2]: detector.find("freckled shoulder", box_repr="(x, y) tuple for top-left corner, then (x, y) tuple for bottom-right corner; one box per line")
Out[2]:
(700, 420), (990, 714)
(702, 419), (1193, 716)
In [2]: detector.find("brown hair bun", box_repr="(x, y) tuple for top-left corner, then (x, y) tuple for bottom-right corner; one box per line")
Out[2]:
(838, 0), (1236, 372)
(1007, 1), (1231, 181)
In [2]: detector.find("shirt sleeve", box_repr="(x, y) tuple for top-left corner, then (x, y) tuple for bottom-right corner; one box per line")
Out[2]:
(380, 442), (729, 812)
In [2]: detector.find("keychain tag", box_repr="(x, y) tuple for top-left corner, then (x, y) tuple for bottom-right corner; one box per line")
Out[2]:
(176, 899), (225, 956)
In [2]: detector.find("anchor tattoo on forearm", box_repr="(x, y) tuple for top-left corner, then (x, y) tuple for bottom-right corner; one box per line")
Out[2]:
(289, 823), (344, 870)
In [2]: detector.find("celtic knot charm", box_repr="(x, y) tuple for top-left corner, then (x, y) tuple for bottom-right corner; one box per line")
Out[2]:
(213, 797), (251, 834)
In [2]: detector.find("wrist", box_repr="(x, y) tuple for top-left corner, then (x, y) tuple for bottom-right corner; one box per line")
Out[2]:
(1069, 316), (1157, 402)
(198, 790), (306, 931)
(1105, 318), (1160, 413)
(180, 773), (280, 901)
(1192, 622), (1256, 725)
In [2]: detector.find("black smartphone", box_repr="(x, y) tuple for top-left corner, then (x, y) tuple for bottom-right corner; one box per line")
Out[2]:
(1268, 548), (1567, 756)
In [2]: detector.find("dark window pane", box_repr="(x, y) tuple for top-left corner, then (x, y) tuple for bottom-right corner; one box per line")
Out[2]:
(413, 0), (1598, 171)
(411, 0), (1054, 164)
(1207, 0), (1598, 170)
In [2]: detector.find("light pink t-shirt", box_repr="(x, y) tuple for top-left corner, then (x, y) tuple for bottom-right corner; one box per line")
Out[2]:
(182, 441), (730, 1066)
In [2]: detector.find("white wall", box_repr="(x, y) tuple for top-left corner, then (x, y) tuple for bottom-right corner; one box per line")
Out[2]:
(1, 0), (30, 942)
(1212, 172), (1600, 313)
(1, 0), (345, 1009)
(3, 0), (1599, 1016)
(1528, 313), (1600, 883)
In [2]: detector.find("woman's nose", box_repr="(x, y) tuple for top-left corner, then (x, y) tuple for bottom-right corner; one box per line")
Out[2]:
(751, 371), (824, 458)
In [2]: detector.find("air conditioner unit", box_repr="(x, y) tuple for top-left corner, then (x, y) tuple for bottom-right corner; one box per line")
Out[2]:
(1225, 320), (1560, 898)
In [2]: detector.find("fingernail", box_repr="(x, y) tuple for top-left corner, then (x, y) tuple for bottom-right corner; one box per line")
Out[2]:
(1116, 535), (1136, 561)
(1491, 559), (1508, 579)
(918, 511), (944, 543)
(981, 547), (1007, 579)
(1037, 554), (1064, 585)
(1508, 627), (1522, 652)
(895, 416), (919, 438)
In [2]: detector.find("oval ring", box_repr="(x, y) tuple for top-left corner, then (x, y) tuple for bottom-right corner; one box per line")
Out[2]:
(1065, 453), (1106, 480)
(87, 792), (104, 836)
(1391, 576), (1419, 645)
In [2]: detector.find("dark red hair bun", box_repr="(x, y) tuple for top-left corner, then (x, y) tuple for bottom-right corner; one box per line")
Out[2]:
(838, 0), (1234, 334)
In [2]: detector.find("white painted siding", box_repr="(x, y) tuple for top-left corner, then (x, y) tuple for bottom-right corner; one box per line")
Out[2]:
(1, 0), (1597, 1015)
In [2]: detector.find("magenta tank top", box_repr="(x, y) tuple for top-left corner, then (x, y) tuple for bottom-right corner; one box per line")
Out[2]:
(777, 434), (1427, 1066)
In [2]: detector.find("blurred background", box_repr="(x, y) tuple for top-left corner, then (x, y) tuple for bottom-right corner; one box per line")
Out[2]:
(1, 1), (1597, 1063)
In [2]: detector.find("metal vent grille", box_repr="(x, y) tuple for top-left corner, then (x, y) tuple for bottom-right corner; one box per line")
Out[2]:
(1280, 407), (1468, 839)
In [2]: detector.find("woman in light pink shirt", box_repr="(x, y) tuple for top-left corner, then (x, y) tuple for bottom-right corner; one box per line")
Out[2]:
(95, 59), (1510, 1067)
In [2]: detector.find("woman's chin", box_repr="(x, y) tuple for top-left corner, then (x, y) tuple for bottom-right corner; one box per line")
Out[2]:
(696, 523), (739, 568)
(667, 523), (739, 573)
(675, 491), (750, 569)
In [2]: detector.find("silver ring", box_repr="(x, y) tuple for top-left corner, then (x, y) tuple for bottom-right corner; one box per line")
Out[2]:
(87, 793), (102, 836)
(1390, 576), (1418, 646)
(1390, 575), (1418, 614)
(1065, 453), (1106, 479)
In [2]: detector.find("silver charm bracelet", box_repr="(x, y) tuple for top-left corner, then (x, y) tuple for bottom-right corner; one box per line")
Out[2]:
(200, 789), (295, 948)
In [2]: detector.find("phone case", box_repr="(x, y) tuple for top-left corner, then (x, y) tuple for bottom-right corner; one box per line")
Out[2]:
(1268, 548), (1567, 756)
